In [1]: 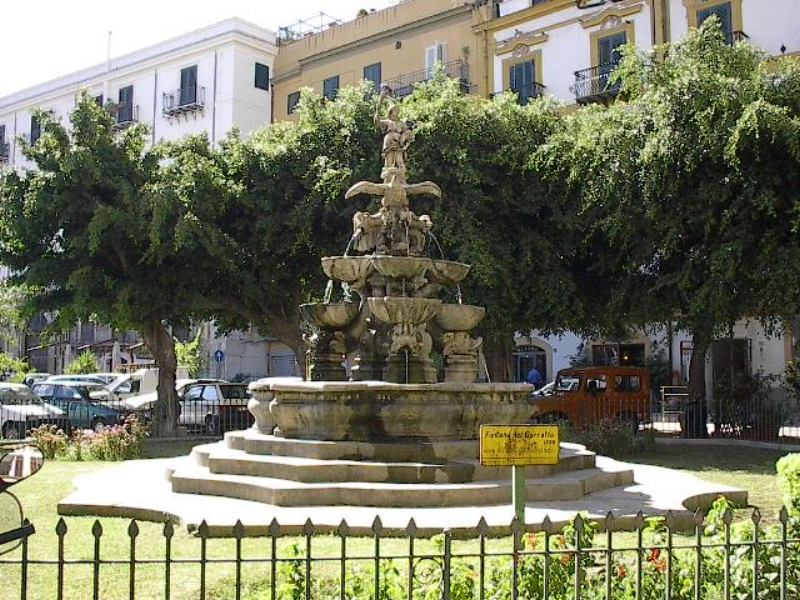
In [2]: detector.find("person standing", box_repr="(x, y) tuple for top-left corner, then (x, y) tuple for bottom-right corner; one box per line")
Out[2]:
(525, 366), (543, 389)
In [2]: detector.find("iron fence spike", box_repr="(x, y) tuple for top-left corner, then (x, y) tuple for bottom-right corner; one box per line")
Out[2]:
(337, 519), (350, 537)
(542, 514), (553, 533)
(198, 520), (210, 539)
(55, 517), (68, 536)
(91, 520), (103, 537)
(163, 520), (174, 538)
(634, 511), (645, 530)
(303, 518), (315, 536)
(722, 509), (734, 525)
(405, 518), (418, 537)
(477, 516), (490, 536)
(269, 518), (281, 536)
(574, 513), (585, 532)
(233, 520), (245, 539)
(605, 511), (615, 530)
(751, 507), (761, 525)
(510, 514), (523, 534)
(127, 520), (139, 538)
(779, 506), (789, 524)
(371, 515), (383, 535)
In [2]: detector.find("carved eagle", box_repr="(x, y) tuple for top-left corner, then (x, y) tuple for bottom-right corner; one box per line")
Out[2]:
(344, 180), (442, 200)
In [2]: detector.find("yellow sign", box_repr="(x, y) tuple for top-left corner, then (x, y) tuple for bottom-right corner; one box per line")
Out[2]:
(479, 425), (560, 466)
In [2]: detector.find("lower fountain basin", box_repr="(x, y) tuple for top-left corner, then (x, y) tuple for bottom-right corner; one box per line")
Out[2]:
(249, 380), (534, 442)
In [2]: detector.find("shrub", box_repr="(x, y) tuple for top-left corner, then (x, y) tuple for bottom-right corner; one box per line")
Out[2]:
(28, 424), (68, 459)
(560, 419), (655, 458)
(65, 350), (100, 375)
(777, 453), (800, 516)
(87, 415), (149, 461)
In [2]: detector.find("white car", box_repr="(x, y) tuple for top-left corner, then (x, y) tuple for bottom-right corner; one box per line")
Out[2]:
(0, 383), (66, 439)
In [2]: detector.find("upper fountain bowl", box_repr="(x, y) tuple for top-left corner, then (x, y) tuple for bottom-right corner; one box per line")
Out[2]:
(372, 256), (432, 280)
(300, 302), (360, 329)
(367, 297), (442, 326)
(427, 260), (471, 286)
(321, 257), (373, 283)
(435, 304), (486, 331)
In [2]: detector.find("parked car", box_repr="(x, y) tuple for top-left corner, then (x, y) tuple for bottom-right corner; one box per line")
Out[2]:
(46, 374), (109, 386)
(31, 382), (124, 433)
(0, 383), (66, 439)
(529, 366), (651, 431)
(122, 378), (227, 413)
(88, 373), (122, 385)
(179, 382), (251, 434)
(22, 373), (51, 388)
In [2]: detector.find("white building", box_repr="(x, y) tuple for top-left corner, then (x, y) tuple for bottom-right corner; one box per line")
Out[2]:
(0, 18), (277, 168)
(0, 18), (298, 378)
(486, 0), (800, 106)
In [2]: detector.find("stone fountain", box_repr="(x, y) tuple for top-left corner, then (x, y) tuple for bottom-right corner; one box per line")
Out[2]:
(56, 98), (747, 535)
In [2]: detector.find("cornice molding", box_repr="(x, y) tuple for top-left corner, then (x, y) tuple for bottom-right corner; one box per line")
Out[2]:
(496, 30), (549, 54)
(580, 3), (644, 29)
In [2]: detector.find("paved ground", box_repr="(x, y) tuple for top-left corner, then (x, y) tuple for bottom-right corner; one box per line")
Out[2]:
(58, 453), (746, 537)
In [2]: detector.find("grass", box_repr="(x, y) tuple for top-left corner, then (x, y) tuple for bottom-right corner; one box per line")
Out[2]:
(0, 442), (793, 598)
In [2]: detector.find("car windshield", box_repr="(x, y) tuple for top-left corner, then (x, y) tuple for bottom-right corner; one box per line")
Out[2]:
(555, 374), (581, 392)
(221, 386), (249, 400)
(0, 387), (41, 405)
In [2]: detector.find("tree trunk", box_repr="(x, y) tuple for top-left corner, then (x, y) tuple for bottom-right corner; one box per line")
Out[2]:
(483, 332), (515, 382)
(140, 318), (179, 437)
(684, 326), (710, 439)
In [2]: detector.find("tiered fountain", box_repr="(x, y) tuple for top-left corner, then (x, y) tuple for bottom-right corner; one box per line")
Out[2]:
(165, 100), (638, 521)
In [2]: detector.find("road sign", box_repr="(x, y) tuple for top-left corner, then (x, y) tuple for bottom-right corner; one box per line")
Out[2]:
(479, 425), (560, 466)
(213, 350), (225, 363)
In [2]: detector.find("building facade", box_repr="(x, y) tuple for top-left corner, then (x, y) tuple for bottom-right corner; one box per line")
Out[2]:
(272, 0), (489, 122)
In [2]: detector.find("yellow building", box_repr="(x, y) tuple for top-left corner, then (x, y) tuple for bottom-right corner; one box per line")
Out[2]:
(271, 0), (490, 122)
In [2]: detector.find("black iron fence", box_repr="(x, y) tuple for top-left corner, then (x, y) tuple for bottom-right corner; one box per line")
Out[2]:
(382, 60), (471, 99)
(570, 64), (622, 104)
(1, 507), (798, 599)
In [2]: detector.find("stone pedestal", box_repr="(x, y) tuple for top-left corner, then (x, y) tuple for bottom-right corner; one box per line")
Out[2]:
(309, 352), (347, 381)
(386, 353), (437, 384)
(350, 355), (385, 381)
(444, 354), (480, 383)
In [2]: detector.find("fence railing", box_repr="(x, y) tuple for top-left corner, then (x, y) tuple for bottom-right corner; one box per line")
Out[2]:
(162, 85), (206, 117)
(570, 63), (622, 104)
(382, 60), (471, 99)
(1, 508), (797, 599)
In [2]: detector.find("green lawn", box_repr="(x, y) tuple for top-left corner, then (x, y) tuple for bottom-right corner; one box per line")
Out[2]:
(0, 443), (792, 599)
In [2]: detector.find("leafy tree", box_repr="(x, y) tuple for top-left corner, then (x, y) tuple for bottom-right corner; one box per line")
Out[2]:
(65, 350), (100, 375)
(535, 21), (800, 435)
(0, 94), (210, 435)
(175, 330), (208, 377)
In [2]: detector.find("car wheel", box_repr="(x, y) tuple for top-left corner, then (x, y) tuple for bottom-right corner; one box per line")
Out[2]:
(1, 421), (22, 440)
(90, 418), (108, 433)
(205, 415), (220, 436)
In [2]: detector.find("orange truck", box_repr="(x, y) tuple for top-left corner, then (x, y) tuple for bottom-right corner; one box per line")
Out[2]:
(530, 366), (651, 430)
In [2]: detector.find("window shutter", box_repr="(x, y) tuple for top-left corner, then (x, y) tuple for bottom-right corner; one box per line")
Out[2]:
(255, 63), (270, 90)
(436, 42), (447, 63)
(425, 46), (437, 73)
(180, 66), (198, 105)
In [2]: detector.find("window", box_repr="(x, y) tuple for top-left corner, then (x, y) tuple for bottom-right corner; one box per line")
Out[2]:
(179, 65), (198, 106)
(30, 115), (41, 144)
(509, 60), (538, 104)
(94, 94), (104, 106)
(0, 125), (6, 157)
(555, 373), (581, 392)
(597, 30), (627, 68)
(425, 42), (447, 75)
(585, 374), (608, 393)
(363, 62), (382, 88)
(698, 2), (734, 44)
(615, 375), (642, 393)
(183, 385), (202, 402)
(201, 386), (219, 402)
(287, 91), (301, 114)
(117, 85), (134, 123)
(255, 62), (270, 90)
(323, 75), (340, 101)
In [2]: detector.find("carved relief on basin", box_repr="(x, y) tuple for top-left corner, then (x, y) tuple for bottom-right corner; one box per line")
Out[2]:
(371, 256), (432, 280)
(435, 304), (486, 332)
(299, 302), (360, 330)
(321, 256), (373, 284)
(367, 297), (442, 325)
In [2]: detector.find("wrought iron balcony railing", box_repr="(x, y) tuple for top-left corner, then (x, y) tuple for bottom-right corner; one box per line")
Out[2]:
(510, 81), (546, 105)
(570, 63), (621, 105)
(732, 30), (749, 43)
(382, 59), (471, 99)
(162, 85), (206, 117)
(113, 103), (139, 129)
(0, 142), (9, 163)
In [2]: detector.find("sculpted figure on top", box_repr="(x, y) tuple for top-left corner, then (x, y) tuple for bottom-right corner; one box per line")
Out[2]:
(345, 90), (440, 257)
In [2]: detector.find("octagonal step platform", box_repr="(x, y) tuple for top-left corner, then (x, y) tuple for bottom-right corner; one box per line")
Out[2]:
(167, 431), (634, 508)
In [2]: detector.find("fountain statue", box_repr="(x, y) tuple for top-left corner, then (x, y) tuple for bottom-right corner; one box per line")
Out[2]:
(249, 93), (534, 442)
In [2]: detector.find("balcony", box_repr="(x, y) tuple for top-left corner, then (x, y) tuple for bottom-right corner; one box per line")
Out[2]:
(162, 85), (205, 118)
(510, 81), (546, 105)
(112, 103), (139, 130)
(570, 63), (621, 105)
(382, 60), (471, 99)
(732, 30), (749, 44)
(0, 142), (9, 164)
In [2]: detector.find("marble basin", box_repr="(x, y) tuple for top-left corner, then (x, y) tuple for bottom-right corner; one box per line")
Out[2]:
(300, 302), (360, 329)
(368, 297), (442, 325)
(435, 304), (486, 331)
(372, 256), (432, 279)
(321, 256), (373, 283)
(428, 260), (471, 286)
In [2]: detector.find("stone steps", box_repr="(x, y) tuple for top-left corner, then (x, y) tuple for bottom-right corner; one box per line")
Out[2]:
(197, 443), (596, 484)
(169, 463), (634, 508)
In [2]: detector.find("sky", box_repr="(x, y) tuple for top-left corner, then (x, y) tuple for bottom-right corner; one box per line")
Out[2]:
(0, 0), (399, 98)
